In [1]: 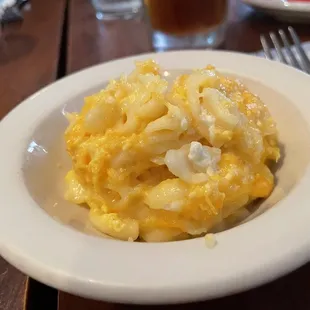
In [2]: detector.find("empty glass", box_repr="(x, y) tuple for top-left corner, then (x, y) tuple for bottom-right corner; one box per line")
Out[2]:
(91, 0), (142, 20)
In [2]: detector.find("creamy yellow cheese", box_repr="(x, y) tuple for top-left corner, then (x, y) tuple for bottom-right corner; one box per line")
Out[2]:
(64, 60), (280, 242)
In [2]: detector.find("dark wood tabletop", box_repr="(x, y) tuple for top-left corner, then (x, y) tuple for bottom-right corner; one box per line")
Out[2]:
(0, 1), (65, 310)
(1, 0), (310, 309)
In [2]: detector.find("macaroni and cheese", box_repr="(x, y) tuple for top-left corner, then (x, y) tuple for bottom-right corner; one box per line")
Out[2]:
(64, 60), (280, 242)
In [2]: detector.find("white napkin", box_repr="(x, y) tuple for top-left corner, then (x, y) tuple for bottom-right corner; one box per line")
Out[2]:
(254, 41), (310, 63)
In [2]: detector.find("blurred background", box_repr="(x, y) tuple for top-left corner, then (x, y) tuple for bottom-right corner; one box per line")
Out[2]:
(1, 0), (310, 309)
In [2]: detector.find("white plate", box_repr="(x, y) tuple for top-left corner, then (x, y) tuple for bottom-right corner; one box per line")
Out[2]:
(1, 51), (310, 304)
(243, 0), (310, 22)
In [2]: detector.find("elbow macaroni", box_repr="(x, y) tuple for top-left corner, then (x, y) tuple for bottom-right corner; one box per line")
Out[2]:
(64, 60), (280, 242)
(89, 210), (139, 241)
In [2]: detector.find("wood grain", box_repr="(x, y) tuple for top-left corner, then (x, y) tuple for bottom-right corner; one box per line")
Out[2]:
(0, 0), (66, 309)
(0, 260), (27, 310)
(224, 2), (310, 52)
(67, 0), (152, 74)
(0, 0), (66, 118)
(66, 0), (310, 309)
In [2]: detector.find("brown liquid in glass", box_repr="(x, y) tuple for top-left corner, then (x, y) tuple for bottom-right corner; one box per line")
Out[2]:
(145, 0), (227, 36)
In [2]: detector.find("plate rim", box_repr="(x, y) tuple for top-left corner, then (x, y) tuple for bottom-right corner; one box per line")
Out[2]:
(1, 50), (310, 304)
(243, 0), (310, 12)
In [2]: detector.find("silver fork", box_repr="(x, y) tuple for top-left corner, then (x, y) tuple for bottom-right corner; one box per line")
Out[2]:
(260, 26), (310, 74)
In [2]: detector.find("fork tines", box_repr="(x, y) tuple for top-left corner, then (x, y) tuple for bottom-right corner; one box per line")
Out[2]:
(260, 27), (310, 74)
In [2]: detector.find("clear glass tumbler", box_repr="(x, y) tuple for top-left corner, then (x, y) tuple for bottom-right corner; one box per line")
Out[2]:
(144, 0), (228, 51)
(91, 0), (143, 20)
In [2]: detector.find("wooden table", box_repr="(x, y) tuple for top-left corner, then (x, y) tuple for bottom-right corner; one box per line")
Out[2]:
(0, 0), (66, 310)
(1, 0), (310, 309)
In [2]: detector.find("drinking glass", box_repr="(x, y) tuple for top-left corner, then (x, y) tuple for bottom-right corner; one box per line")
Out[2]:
(144, 0), (228, 51)
(91, 0), (142, 20)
